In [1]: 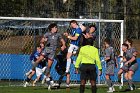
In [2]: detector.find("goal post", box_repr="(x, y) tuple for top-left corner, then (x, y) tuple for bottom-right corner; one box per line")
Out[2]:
(0, 17), (124, 86)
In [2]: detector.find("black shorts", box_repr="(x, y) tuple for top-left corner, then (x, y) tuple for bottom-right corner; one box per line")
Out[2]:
(80, 64), (97, 81)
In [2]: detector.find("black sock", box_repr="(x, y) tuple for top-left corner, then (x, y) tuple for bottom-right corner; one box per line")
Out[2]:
(26, 77), (31, 82)
(91, 85), (97, 93)
(80, 85), (85, 93)
(49, 77), (53, 81)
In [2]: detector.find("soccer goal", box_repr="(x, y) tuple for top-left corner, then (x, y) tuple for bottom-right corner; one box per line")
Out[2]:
(0, 17), (124, 87)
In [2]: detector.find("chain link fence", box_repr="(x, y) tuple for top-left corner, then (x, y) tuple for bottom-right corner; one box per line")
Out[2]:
(0, 18), (123, 86)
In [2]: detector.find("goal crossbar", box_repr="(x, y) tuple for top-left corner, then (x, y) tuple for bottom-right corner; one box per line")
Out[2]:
(0, 17), (123, 23)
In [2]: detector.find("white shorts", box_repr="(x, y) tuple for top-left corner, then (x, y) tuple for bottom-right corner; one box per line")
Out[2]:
(35, 67), (46, 77)
(68, 44), (79, 54)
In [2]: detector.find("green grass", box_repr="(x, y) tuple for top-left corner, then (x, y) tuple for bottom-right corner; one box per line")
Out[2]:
(0, 85), (140, 93)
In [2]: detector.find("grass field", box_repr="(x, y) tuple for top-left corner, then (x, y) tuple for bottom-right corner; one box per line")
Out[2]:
(1, 85), (140, 93)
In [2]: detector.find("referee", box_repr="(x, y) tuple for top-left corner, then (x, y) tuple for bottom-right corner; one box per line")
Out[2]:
(75, 38), (102, 93)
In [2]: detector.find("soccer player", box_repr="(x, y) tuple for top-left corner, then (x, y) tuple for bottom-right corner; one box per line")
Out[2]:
(25, 43), (45, 77)
(55, 48), (67, 88)
(63, 20), (82, 88)
(32, 23), (66, 89)
(32, 50), (47, 86)
(84, 24), (97, 40)
(24, 46), (43, 87)
(123, 39), (138, 91)
(75, 38), (102, 93)
(81, 23), (97, 46)
(104, 38), (118, 92)
(117, 43), (129, 89)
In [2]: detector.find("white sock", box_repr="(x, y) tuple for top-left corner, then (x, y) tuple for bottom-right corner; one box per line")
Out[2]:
(66, 58), (71, 73)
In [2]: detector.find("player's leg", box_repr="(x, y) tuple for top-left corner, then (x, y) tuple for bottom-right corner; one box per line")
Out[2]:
(41, 67), (47, 84)
(105, 64), (114, 92)
(25, 69), (32, 76)
(24, 68), (36, 87)
(45, 53), (58, 89)
(106, 75), (113, 92)
(66, 52), (73, 73)
(33, 76), (41, 86)
(117, 69), (124, 84)
(90, 80), (96, 93)
(58, 75), (64, 88)
(79, 64), (87, 93)
(80, 79), (86, 93)
(66, 73), (70, 88)
(33, 67), (42, 86)
(65, 45), (74, 88)
(66, 52), (72, 87)
(45, 59), (53, 82)
(124, 72), (130, 90)
(89, 65), (97, 93)
(25, 60), (37, 77)
(127, 63), (138, 90)
(66, 44), (77, 73)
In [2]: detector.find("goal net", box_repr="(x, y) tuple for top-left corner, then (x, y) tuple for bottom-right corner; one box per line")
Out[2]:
(0, 17), (124, 87)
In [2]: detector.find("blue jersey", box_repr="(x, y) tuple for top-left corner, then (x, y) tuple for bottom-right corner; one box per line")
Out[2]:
(30, 50), (46, 69)
(70, 27), (82, 46)
(30, 51), (40, 61)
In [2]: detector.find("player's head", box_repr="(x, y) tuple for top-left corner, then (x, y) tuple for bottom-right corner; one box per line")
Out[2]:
(70, 20), (78, 28)
(48, 23), (58, 33)
(124, 38), (133, 47)
(85, 38), (94, 46)
(122, 43), (129, 51)
(104, 38), (111, 48)
(89, 24), (97, 33)
(40, 43), (44, 49)
(36, 46), (42, 53)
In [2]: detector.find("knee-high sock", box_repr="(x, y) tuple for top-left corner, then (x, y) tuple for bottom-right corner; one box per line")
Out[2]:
(66, 58), (71, 73)
(91, 85), (97, 93)
(128, 79), (134, 87)
(80, 85), (85, 93)
(26, 77), (31, 82)
(106, 79), (113, 87)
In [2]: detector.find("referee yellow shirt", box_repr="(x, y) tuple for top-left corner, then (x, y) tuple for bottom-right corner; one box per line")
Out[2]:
(75, 45), (102, 70)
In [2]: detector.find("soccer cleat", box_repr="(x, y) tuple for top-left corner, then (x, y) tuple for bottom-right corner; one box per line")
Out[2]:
(23, 82), (29, 87)
(41, 77), (46, 84)
(119, 85), (122, 90)
(112, 86), (115, 92)
(47, 81), (51, 90)
(130, 85), (136, 91)
(50, 81), (54, 86)
(32, 81), (36, 87)
(107, 87), (113, 93)
(66, 84), (70, 92)
(66, 84), (70, 88)
(32, 83), (36, 87)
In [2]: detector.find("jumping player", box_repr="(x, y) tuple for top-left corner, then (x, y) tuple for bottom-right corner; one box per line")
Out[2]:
(32, 23), (66, 89)
(63, 20), (82, 88)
